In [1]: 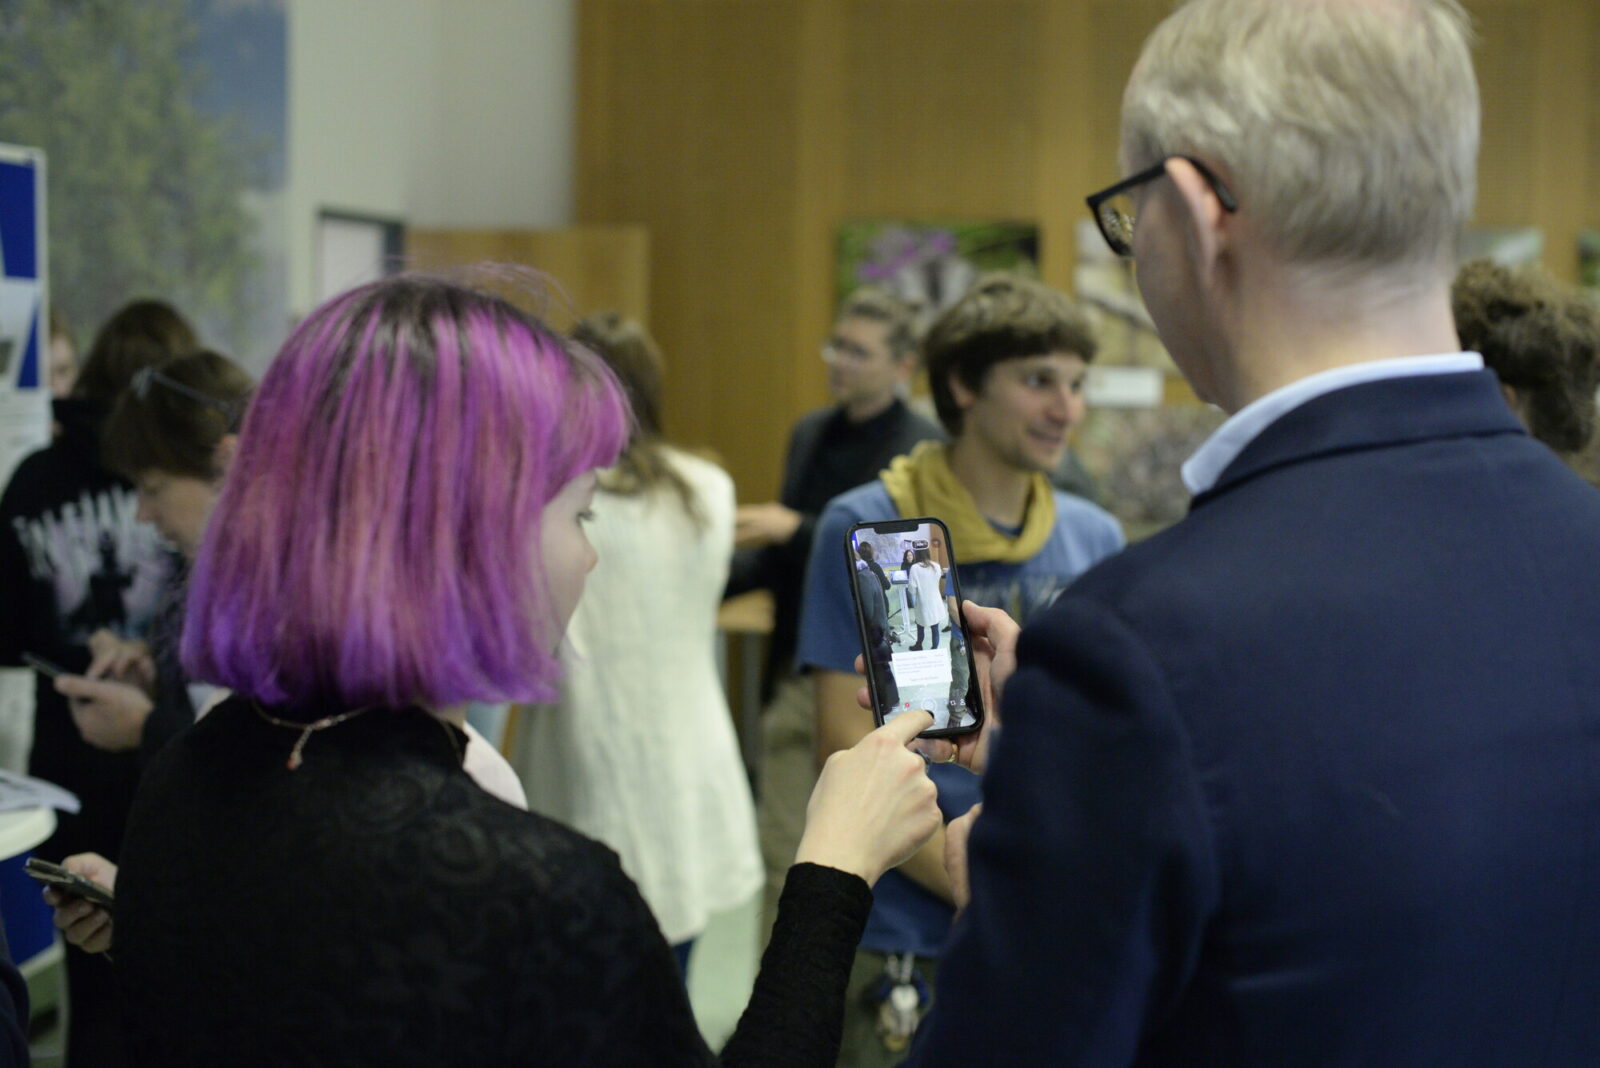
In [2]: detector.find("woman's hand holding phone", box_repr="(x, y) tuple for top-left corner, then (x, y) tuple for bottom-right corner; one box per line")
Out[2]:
(54, 675), (154, 752)
(795, 710), (942, 887)
(41, 853), (117, 955)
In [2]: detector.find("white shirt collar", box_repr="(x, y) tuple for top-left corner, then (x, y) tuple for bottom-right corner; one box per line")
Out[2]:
(1181, 352), (1486, 496)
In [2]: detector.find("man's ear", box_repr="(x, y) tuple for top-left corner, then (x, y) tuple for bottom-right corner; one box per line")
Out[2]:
(947, 370), (977, 411)
(1499, 382), (1526, 423)
(212, 433), (239, 477)
(1165, 157), (1231, 284)
(893, 352), (918, 384)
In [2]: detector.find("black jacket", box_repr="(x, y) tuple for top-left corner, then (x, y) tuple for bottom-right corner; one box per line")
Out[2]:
(726, 398), (942, 696)
(118, 697), (872, 1066)
(912, 372), (1600, 1064)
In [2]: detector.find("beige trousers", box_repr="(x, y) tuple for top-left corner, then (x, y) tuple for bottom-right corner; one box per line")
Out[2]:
(756, 672), (819, 938)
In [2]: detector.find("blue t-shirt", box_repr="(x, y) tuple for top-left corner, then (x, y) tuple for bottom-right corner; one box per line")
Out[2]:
(797, 479), (1125, 957)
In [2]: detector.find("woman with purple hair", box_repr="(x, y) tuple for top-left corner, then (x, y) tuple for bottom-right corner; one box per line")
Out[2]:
(106, 274), (941, 1066)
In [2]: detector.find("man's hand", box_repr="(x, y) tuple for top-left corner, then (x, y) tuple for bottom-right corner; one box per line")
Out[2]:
(945, 802), (983, 913)
(55, 675), (153, 752)
(854, 600), (1020, 775)
(43, 853), (117, 955)
(86, 629), (156, 695)
(735, 502), (803, 548)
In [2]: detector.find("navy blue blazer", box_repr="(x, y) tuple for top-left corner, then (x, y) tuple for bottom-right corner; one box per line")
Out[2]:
(910, 371), (1600, 1066)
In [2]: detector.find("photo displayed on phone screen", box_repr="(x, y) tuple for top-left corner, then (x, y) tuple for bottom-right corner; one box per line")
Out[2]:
(847, 517), (983, 736)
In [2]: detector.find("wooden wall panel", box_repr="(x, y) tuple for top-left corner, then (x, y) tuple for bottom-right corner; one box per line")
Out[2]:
(1085, 2), (1167, 193)
(408, 226), (649, 331)
(1472, 0), (1598, 281)
(577, 2), (805, 498)
(840, 1), (1042, 218)
(792, 1), (851, 419)
(1029, 2), (1095, 294)
(1525, 0), (1596, 284)
(1473, 3), (1541, 227)
(579, 0), (1600, 502)
(1592, 2), (1600, 221)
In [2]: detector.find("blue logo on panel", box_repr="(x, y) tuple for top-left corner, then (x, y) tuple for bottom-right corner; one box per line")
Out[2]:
(0, 158), (42, 390)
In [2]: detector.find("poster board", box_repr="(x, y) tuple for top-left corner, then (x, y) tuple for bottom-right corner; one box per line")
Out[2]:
(0, 144), (47, 491)
(0, 145), (46, 776)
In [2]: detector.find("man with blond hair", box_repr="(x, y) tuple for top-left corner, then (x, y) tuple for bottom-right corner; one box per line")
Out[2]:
(907, 0), (1600, 1063)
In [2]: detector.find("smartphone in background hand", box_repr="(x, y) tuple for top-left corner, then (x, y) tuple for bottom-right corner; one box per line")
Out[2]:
(22, 652), (70, 679)
(25, 858), (115, 912)
(845, 516), (984, 739)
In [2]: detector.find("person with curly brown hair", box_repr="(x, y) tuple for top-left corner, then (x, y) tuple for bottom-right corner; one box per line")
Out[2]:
(1452, 257), (1600, 458)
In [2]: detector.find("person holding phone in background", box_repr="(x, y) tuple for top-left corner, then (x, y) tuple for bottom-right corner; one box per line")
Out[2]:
(0, 299), (197, 1068)
(36, 351), (251, 968)
(53, 351), (253, 758)
(798, 273), (1123, 1062)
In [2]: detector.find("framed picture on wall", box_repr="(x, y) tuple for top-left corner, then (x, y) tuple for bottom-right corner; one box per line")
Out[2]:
(315, 210), (406, 304)
(1579, 231), (1600, 291)
(835, 219), (1039, 333)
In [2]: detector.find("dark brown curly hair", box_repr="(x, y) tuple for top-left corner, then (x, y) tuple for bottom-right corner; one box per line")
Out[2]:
(1452, 259), (1600, 456)
(924, 273), (1097, 437)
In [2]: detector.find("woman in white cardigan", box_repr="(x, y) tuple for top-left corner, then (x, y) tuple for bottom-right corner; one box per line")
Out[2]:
(515, 312), (761, 978)
(906, 544), (949, 651)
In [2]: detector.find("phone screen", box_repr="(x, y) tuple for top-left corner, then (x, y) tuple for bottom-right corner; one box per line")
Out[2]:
(846, 516), (983, 737)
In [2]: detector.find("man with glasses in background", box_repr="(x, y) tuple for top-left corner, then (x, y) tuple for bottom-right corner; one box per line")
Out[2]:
(726, 286), (942, 933)
(906, 0), (1600, 1063)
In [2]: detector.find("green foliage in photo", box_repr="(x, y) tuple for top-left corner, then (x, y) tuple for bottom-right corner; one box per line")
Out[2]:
(0, 0), (265, 348)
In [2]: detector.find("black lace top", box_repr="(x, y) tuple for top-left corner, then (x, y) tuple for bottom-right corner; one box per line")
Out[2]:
(115, 697), (872, 1066)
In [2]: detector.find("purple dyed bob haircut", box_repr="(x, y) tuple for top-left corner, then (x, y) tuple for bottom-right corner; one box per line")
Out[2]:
(181, 273), (629, 709)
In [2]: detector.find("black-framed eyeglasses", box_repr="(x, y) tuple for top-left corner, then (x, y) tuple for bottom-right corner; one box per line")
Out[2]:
(130, 366), (239, 421)
(1085, 155), (1239, 258)
(820, 338), (880, 365)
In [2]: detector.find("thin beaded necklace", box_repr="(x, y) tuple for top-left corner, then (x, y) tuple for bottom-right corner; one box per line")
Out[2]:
(252, 701), (375, 771)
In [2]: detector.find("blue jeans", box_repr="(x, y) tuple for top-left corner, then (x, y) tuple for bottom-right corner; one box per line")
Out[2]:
(672, 938), (695, 983)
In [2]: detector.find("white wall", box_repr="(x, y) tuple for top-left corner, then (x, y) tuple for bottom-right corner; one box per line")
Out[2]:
(285, 0), (574, 316)
(422, 0), (574, 230)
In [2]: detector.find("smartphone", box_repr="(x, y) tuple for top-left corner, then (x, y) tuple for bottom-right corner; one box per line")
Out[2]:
(846, 516), (984, 738)
(22, 652), (68, 679)
(24, 858), (115, 912)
